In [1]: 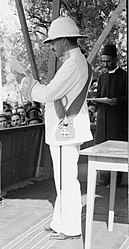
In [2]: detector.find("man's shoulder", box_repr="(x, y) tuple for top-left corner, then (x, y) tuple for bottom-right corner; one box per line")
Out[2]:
(117, 67), (127, 73)
(116, 67), (127, 78)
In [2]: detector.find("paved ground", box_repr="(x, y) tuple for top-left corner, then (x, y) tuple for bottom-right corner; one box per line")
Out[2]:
(0, 178), (128, 249)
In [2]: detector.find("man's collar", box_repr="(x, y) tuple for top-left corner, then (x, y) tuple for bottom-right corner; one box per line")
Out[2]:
(61, 47), (79, 64)
(108, 66), (119, 74)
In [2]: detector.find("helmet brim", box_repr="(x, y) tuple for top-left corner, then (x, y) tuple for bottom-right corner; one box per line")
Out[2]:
(43, 34), (88, 44)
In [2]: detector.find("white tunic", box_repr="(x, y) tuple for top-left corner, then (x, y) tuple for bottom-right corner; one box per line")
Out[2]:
(31, 47), (93, 145)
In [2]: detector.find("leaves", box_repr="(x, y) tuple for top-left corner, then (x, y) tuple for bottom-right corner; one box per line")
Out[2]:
(1, 0), (127, 89)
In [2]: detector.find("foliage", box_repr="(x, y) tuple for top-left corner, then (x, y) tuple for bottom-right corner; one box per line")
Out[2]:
(0, 0), (127, 89)
(24, 0), (127, 79)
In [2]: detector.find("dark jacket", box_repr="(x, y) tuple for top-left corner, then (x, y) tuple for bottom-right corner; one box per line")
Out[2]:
(94, 67), (128, 144)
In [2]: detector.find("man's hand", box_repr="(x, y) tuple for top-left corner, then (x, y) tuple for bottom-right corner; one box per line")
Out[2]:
(108, 98), (117, 106)
(21, 75), (38, 102)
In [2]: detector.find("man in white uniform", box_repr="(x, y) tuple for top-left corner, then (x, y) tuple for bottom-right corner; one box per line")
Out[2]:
(21, 17), (93, 240)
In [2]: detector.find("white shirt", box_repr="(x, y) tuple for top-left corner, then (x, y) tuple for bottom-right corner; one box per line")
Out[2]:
(31, 47), (93, 145)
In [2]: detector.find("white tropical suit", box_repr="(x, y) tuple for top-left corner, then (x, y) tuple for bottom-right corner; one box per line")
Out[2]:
(22, 47), (93, 236)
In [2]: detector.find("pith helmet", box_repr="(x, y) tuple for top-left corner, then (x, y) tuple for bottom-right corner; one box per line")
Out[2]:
(43, 16), (87, 43)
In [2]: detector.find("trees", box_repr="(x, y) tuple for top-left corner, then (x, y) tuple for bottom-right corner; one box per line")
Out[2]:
(1, 0), (127, 87)
(24, 0), (127, 78)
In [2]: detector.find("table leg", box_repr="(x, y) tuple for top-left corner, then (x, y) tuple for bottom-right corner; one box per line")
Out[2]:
(96, 170), (101, 184)
(0, 143), (1, 201)
(85, 161), (97, 249)
(108, 171), (117, 231)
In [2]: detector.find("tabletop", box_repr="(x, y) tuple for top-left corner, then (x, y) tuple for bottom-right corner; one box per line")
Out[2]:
(79, 140), (128, 159)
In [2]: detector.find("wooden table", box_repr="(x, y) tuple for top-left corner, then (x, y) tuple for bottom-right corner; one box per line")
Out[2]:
(79, 140), (128, 249)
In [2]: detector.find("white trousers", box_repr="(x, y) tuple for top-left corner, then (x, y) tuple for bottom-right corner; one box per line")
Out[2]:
(49, 144), (82, 236)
